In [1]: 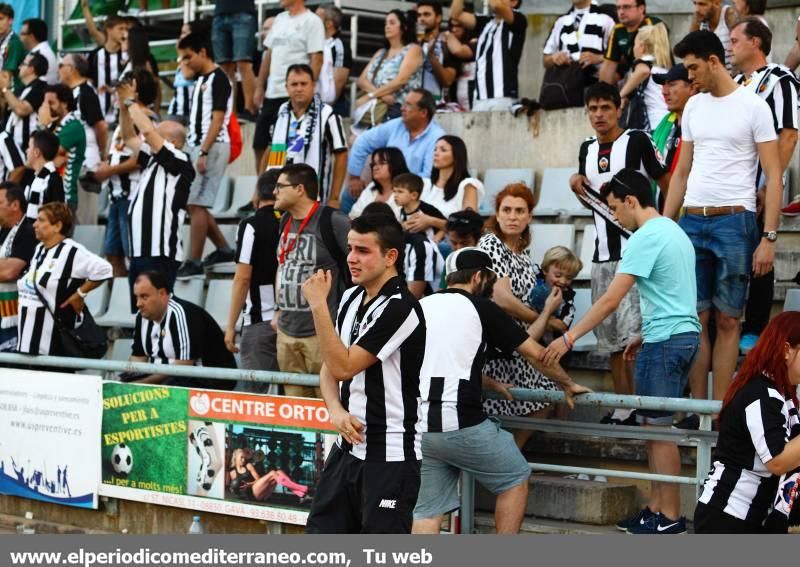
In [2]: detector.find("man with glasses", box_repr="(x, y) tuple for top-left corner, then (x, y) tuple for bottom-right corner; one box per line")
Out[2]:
(344, 88), (445, 212)
(599, 0), (665, 85)
(260, 64), (347, 207)
(0, 53), (48, 155)
(19, 19), (58, 85)
(543, 168), (700, 535)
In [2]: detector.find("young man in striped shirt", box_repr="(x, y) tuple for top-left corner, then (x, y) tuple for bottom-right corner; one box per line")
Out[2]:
(82, 1), (128, 125)
(22, 130), (63, 222)
(302, 212), (425, 534)
(0, 53), (47, 155)
(176, 32), (235, 280)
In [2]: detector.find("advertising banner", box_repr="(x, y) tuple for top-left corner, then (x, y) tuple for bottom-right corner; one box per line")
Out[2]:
(99, 383), (335, 525)
(0, 370), (102, 509)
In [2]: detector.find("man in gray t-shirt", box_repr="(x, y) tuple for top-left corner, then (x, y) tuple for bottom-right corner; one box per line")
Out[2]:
(274, 163), (350, 398)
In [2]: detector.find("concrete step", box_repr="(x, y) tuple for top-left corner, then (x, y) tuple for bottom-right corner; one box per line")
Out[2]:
(474, 512), (623, 534)
(475, 474), (638, 525)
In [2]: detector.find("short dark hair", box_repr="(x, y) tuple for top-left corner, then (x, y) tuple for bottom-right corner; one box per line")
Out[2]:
(446, 266), (491, 287)
(585, 81), (621, 108)
(392, 173), (424, 196)
(286, 63), (315, 82)
(70, 54), (91, 79)
(256, 169), (280, 202)
(741, 0), (767, 15)
(673, 30), (726, 64)
(22, 18), (47, 42)
(350, 212), (405, 271)
(30, 130), (60, 161)
(133, 68), (158, 107)
(280, 163), (319, 201)
(26, 52), (48, 78)
(0, 182), (27, 212)
(446, 209), (484, 240)
(733, 17), (772, 56)
(136, 270), (170, 292)
(319, 4), (344, 30)
(416, 0), (443, 17)
(362, 202), (395, 217)
(409, 88), (436, 121)
(104, 14), (128, 30)
(0, 3), (14, 19)
(45, 84), (76, 111)
(600, 168), (655, 208)
(177, 32), (215, 61)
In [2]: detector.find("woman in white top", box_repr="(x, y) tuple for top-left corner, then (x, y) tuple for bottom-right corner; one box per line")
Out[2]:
(407, 135), (484, 238)
(619, 24), (671, 130)
(348, 147), (407, 219)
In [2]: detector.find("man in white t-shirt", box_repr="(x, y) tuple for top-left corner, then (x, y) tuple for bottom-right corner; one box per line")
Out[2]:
(252, 0), (325, 173)
(20, 19), (57, 85)
(664, 30), (781, 404)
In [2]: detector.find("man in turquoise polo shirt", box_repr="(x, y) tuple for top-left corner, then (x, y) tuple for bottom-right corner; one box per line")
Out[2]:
(542, 168), (700, 535)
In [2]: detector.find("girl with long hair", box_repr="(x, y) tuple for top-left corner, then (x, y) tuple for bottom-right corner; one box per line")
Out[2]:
(349, 147), (409, 219)
(619, 23), (671, 130)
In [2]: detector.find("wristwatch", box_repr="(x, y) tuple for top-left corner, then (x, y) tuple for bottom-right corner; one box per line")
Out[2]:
(123, 98), (135, 108)
(762, 230), (778, 242)
(76, 288), (88, 299)
(367, 92), (375, 100)
(199, 150), (209, 157)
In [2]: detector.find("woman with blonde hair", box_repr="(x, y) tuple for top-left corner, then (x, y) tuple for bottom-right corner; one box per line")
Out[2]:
(620, 23), (671, 130)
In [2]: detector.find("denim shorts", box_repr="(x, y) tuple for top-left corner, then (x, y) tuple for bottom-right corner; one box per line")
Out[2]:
(103, 198), (131, 257)
(212, 12), (257, 63)
(635, 332), (699, 425)
(679, 211), (759, 317)
(413, 417), (530, 520)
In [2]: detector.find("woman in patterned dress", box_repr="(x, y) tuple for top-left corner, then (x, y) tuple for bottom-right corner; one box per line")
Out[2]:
(478, 183), (559, 448)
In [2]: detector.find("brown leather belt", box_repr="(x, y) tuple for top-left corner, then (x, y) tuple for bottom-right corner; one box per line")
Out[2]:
(683, 206), (747, 217)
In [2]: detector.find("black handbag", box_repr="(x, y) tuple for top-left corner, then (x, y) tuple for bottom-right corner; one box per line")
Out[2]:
(621, 80), (651, 131)
(539, 62), (585, 110)
(33, 283), (108, 359)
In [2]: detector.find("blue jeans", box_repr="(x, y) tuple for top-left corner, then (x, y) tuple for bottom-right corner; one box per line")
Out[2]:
(128, 257), (179, 312)
(635, 332), (699, 424)
(103, 198), (131, 257)
(212, 12), (257, 63)
(679, 211), (759, 317)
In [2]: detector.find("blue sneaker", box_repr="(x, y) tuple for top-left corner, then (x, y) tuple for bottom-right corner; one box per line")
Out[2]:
(627, 512), (686, 535)
(739, 334), (759, 354)
(615, 507), (654, 532)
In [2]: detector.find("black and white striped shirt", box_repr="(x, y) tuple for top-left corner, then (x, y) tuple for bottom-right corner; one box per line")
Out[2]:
(699, 375), (800, 524)
(128, 141), (194, 261)
(167, 72), (195, 122)
(16, 238), (113, 355)
(418, 288), (529, 433)
(4, 78), (46, 152)
(235, 205), (280, 326)
(88, 46), (127, 124)
(404, 232), (443, 296)
(0, 130), (24, 183)
(474, 11), (527, 101)
(336, 276), (425, 462)
(543, 2), (615, 81)
(578, 129), (667, 262)
(188, 67), (232, 147)
(72, 82), (105, 170)
(106, 125), (140, 202)
(23, 162), (64, 221)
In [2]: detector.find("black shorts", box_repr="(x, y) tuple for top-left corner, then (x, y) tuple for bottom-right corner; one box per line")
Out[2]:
(252, 96), (289, 150)
(305, 444), (421, 534)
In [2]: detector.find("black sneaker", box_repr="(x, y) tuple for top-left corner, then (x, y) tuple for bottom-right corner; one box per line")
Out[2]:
(203, 248), (235, 267)
(176, 261), (204, 280)
(601, 410), (638, 426)
(627, 512), (687, 535)
(237, 110), (258, 122)
(673, 413), (700, 430)
(616, 507), (655, 532)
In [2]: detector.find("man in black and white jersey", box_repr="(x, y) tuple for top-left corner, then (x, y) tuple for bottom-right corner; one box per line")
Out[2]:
(302, 212), (424, 534)
(83, 8), (128, 125)
(129, 270), (236, 390)
(450, 0), (527, 112)
(22, 129), (63, 222)
(116, 78), (194, 306)
(225, 169), (281, 393)
(730, 18), (800, 354)
(176, 32), (235, 281)
(412, 247), (590, 534)
(0, 52), (47, 154)
(569, 81), (669, 424)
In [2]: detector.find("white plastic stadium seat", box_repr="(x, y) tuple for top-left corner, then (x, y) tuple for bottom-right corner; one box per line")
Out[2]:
(204, 279), (238, 327)
(108, 338), (133, 362)
(173, 279), (205, 306)
(529, 224), (576, 267)
(536, 168), (592, 217)
(94, 278), (136, 328)
(574, 224), (596, 281)
(785, 289), (800, 312)
(571, 289), (597, 351)
(479, 168), (534, 216)
(72, 225), (106, 255)
(218, 176), (257, 219)
(85, 281), (110, 318)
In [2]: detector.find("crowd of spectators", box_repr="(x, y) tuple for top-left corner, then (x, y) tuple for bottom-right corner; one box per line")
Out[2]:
(1, 0), (800, 535)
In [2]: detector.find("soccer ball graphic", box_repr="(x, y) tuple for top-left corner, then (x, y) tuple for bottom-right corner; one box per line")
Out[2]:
(111, 443), (133, 476)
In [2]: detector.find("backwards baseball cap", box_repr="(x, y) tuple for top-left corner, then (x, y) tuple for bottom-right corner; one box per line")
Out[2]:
(445, 247), (495, 277)
(652, 64), (690, 85)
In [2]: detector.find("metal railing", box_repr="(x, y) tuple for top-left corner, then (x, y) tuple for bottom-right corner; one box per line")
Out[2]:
(0, 353), (720, 534)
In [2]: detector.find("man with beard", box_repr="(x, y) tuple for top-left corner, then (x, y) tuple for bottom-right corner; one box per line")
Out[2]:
(412, 247), (590, 534)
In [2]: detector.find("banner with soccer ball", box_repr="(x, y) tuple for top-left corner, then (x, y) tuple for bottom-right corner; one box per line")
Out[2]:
(99, 382), (336, 525)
